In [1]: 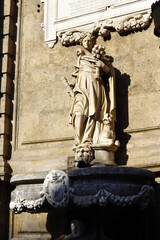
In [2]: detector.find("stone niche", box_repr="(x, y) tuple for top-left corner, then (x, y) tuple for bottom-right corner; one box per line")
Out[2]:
(10, 0), (160, 173)
(9, 0), (160, 239)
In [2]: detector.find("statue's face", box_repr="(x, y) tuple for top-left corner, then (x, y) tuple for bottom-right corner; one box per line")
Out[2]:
(82, 37), (93, 51)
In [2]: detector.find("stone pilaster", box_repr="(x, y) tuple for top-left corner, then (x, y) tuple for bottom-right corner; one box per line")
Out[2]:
(0, 0), (16, 180)
(0, 0), (17, 239)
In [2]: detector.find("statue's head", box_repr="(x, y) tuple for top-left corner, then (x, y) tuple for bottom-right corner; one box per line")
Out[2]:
(81, 33), (96, 51)
(71, 219), (85, 238)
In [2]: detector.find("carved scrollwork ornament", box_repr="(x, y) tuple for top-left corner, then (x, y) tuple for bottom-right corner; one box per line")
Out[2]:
(57, 11), (152, 48)
(43, 170), (69, 207)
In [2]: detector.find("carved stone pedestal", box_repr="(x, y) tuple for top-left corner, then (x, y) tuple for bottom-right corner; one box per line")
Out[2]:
(10, 166), (156, 240)
(92, 143), (119, 166)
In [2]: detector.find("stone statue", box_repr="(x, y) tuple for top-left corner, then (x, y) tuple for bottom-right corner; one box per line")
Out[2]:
(55, 217), (113, 239)
(70, 219), (86, 238)
(56, 219), (86, 240)
(62, 33), (119, 167)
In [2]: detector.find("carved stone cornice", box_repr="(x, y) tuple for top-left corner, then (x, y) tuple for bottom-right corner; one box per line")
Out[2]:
(95, 11), (152, 35)
(41, 0), (154, 48)
(58, 11), (151, 47)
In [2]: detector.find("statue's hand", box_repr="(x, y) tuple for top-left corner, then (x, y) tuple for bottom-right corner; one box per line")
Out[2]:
(97, 60), (110, 74)
(96, 59), (105, 68)
(76, 49), (85, 57)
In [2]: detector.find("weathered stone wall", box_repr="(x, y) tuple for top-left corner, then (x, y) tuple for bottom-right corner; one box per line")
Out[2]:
(11, 0), (160, 173)
(0, 0), (16, 239)
(8, 0), (160, 239)
(102, 27), (160, 169)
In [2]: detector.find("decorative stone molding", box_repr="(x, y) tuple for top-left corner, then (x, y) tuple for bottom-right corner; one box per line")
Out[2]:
(10, 172), (48, 213)
(69, 168), (155, 209)
(41, 0), (155, 48)
(58, 11), (152, 47)
(114, 12), (152, 33)
(58, 31), (90, 47)
(43, 167), (155, 209)
(71, 185), (154, 209)
(10, 167), (155, 213)
(9, 192), (45, 213)
(43, 170), (69, 207)
(93, 11), (152, 35)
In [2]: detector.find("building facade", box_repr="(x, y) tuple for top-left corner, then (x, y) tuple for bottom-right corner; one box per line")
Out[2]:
(0, 0), (160, 239)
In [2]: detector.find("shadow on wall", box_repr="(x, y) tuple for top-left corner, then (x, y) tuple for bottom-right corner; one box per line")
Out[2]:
(115, 69), (131, 165)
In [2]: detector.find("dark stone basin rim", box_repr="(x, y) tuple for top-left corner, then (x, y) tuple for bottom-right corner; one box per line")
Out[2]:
(67, 166), (155, 179)
(10, 167), (155, 186)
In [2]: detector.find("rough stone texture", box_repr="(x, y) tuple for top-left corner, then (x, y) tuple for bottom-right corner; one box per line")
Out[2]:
(10, 212), (51, 240)
(0, 0), (17, 239)
(11, 0), (160, 174)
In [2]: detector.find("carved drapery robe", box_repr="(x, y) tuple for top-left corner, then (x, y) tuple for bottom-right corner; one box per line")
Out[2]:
(70, 50), (116, 147)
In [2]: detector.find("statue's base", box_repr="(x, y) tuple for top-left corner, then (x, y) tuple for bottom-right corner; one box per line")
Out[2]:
(92, 142), (119, 165)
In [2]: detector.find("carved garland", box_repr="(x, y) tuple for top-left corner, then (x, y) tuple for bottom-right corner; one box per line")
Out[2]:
(42, 171), (154, 209)
(9, 192), (45, 213)
(10, 171), (154, 213)
(71, 185), (154, 209)
(58, 12), (151, 47)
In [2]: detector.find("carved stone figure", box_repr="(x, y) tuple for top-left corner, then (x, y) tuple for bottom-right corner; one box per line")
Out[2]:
(71, 219), (86, 238)
(63, 33), (119, 166)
